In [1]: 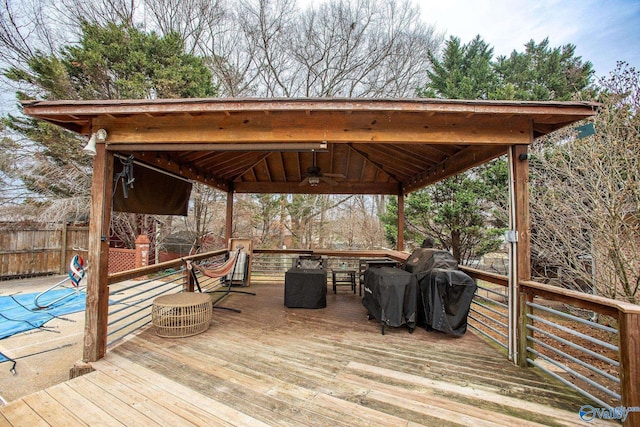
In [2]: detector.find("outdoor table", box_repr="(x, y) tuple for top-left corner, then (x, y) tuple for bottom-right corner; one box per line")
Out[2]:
(332, 269), (356, 294)
(152, 292), (212, 338)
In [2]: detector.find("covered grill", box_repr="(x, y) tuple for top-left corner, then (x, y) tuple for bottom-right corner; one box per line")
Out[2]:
(415, 268), (477, 336)
(362, 267), (416, 334)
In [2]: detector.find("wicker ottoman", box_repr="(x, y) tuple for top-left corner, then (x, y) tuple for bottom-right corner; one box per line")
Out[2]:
(152, 293), (212, 338)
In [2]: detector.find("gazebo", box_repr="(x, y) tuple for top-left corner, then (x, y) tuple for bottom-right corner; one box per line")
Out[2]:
(22, 97), (597, 358)
(20, 97), (639, 425)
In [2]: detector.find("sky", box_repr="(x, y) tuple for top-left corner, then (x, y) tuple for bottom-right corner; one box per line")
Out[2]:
(419, 0), (640, 77)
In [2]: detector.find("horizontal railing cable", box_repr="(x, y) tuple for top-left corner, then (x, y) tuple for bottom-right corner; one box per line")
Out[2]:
(467, 323), (507, 350)
(527, 302), (618, 334)
(471, 299), (509, 319)
(527, 356), (614, 410)
(527, 347), (621, 401)
(526, 324), (619, 367)
(526, 313), (618, 352)
(527, 336), (620, 384)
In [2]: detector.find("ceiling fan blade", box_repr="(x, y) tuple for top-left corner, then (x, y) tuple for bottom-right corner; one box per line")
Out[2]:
(299, 177), (310, 186)
(321, 176), (339, 186)
(323, 173), (345, 178)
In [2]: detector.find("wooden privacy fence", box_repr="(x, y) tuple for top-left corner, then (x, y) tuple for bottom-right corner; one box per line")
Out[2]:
(0, 227), (159, 278)
(0, 225), (89, 279)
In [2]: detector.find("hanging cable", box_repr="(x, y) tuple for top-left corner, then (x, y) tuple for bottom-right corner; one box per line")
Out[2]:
(113, 155), (135, 198)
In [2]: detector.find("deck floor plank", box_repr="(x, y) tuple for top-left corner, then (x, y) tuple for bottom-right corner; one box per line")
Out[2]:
(0, 413), (10, 427)
(0, 400), (48, 427)
(0, 282), (618, 426)
(84, 371), (202, 427)
(21, 390), (86, 427)
(94, 355), (270, 427)
(45, 380), (129, 426)
(0, 412), (11, 427)
(66, 374), (165, 426)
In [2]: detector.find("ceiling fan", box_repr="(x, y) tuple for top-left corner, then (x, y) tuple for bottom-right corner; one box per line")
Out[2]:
(299, 152), (345, 187)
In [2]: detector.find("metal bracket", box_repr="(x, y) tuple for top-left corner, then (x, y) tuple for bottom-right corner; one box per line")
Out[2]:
(504, 230), (519, 243)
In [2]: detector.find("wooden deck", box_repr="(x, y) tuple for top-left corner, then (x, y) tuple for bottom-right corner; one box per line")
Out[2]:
(0, 282), (614, 426)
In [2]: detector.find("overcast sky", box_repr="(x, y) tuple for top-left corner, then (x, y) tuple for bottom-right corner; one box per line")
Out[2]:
(420, 0), (640, 77)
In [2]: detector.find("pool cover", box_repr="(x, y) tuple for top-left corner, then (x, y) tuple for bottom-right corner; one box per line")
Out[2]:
(0, 289), (87, 362)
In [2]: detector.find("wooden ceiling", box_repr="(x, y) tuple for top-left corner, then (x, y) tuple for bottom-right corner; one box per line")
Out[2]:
(22, 98), (598, 195)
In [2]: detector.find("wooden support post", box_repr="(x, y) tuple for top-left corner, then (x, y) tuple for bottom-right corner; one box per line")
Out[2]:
(619, 310), (640, 427)
(397, 188), (405, 252)
(185, 266), (195, 292)
(82, 142), (114, 363)
(510, 145), (531, 367)
(225, 186), (234, 243)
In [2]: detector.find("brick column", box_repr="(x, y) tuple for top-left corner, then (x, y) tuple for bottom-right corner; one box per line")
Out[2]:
(135, 234), (151, 268)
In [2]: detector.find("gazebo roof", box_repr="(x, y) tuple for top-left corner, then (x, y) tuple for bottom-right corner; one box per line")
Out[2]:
(22, 97), (598, 195)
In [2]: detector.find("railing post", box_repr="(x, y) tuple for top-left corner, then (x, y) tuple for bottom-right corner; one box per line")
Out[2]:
(185, 266), (195, 292)
(618, 310), (640, 427)
(517, 287), (534, 366)
(508, 144), (531, 367)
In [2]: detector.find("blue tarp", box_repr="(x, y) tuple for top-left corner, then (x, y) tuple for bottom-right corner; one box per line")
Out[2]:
(0, 289), (87, 363)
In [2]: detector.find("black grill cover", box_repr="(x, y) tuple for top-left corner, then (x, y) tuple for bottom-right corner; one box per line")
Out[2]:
(416, 268), (477, 336)
(362, 267), (416, 330)
(404, 248), (458, 274)
(284, 268), (327, 308)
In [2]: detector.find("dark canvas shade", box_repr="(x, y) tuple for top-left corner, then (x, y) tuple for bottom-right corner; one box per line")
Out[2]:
(113, 162), (192, 215)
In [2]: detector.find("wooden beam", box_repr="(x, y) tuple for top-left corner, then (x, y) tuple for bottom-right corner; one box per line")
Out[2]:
(83, 142), (113, 362)
(233, 181), (399, 195)
(98, 112), (533, 146)
(22, 97), (599, 124)
(404, 145), (508, 193)
(225, 187), (234, 242)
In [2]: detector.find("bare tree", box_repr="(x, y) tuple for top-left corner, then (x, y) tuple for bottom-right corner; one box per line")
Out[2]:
(56, 0), (137, 28)
(142, 0), (224, 55)
(234, 0), (441, 97)
(0, 0), (441, 251)
(530, 62), (640, 304)
(180, 183), (227, 252)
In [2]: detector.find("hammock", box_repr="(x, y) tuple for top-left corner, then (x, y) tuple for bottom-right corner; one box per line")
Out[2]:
(188, 250), (238, 279)
(184, 247), (255, 313)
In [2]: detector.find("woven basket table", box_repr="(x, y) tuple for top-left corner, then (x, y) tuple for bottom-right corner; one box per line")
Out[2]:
(152, 293), (212, 338)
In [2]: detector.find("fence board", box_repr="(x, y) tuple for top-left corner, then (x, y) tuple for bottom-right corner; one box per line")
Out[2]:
(0, 227), (89, 279)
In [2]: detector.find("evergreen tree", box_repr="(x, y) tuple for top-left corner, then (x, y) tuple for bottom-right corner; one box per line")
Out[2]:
(386, 35), (594, 264)
(494, 38), (594, 101)
(1, 22), (216, 221)
(419, 35), (497, 99)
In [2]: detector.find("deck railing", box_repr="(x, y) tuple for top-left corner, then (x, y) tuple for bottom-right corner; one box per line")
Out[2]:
(102, 248), (638, 425)
(462, 265), (639, 423)
(105, 249), (227, 346)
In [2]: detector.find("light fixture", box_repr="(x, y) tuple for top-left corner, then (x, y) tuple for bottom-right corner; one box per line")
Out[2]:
(83, 128), (108, 156)
(308, 176), (320, 186)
